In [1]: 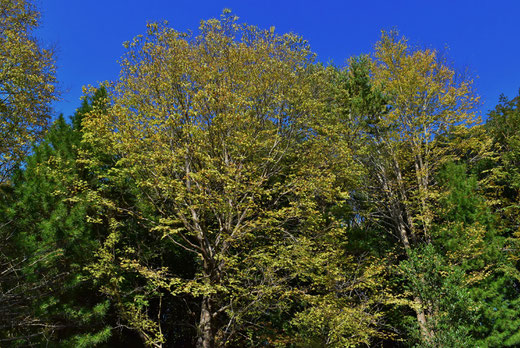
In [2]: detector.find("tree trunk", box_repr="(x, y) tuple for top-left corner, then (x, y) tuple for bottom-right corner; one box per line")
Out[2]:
(397, 216), (433, 344)
(415, 302), (432, 344)
(197, 294), (214, 348)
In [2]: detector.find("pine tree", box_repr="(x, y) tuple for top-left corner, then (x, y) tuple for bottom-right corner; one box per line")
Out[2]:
(1, 89), (113, 346)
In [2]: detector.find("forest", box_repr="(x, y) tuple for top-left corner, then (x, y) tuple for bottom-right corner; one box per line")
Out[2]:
(1, 1), (520, 347)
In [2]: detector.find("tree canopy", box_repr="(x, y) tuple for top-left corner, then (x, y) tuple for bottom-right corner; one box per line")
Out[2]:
(1, 4), (519, 348)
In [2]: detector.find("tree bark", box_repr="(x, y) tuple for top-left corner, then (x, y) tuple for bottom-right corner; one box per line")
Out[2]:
(397, 212), (433, 344)
(197, 294), (214, 348)
(391, 153), (433, 344)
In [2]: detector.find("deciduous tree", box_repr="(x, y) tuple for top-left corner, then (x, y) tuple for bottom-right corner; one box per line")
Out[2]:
(335, 31), (480, 344)
(0, 0), (58, 183)
(82, 13), (390, 347)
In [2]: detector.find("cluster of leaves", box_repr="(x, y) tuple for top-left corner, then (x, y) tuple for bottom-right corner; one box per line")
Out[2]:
(1, 3), (520, 348)
(0, 0), (58, 183)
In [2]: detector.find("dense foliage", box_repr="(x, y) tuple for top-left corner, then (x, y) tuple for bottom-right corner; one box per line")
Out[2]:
(0, 0), (58, 183)
(1, 3), (519, 347)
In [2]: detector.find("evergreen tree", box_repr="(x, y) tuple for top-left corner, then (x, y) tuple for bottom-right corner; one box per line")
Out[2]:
(1, 89), (114, 346)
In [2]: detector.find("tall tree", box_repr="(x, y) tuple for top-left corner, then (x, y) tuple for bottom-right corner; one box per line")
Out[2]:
(82, 13), (390, 347)
(0, 90), (115, 346)
(335, 31), (480, 344)
(485, 91), (520, 237)
(470, 90), (520, 346)
(0, 0), (58, 183)
(0, 0), (58, 342)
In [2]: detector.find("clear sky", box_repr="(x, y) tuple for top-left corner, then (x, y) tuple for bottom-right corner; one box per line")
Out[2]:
(36, 0), (520, 119)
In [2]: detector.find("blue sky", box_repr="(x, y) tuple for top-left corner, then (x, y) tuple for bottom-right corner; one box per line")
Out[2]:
(36, 0), (520, 119)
